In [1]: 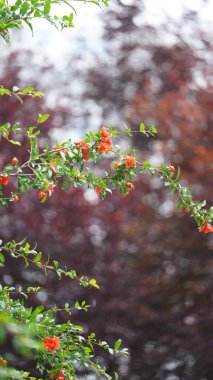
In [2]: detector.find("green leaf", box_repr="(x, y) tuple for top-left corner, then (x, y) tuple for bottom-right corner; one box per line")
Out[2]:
(114, 339), (122, 350)
(89, 278), (100, 289)
(20, 1), (30, 15)
(53, 260), (59, 269)
(37, 114), (49, 124)
(174, 166), (181, 182)
(149, 123), (157, 136)
(8, 139), (21, 146)
(22, 86), (34, 94)
(12, 122), (21, 132)
(139, 123), (146, 133)
(29, 305), (44, 321)
(33, 253), (42, 262)
(62, 181), (70, 190)
(23, 19), (34, 35)
(125, 127), (133, 137)
(44, 0), (51, 15)
(69, 13), (74, 27)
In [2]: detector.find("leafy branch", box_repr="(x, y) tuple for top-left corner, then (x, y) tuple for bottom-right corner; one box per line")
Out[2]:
(0, 286), (126, 380)
(0, 239), (100, 289)
(0, 116), (211, 229)
(0, 0), (110, 42)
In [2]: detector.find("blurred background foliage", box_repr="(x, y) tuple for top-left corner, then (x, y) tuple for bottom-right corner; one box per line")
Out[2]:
(0, 0), (213, 379)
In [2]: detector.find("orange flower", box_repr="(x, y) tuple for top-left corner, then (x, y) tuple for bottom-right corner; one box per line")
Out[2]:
(101, 126), (111, 139)
(98, 128), (113, 153)
(49, 369), (65, 379)
(13, 195), (19, 202)
(43, 337), (60, 353)
(168, 165), (175, 173)
(56, 375), (65, 380)
(12, 157), (18, 166)
(124, 156), (136, 169)
(95, 186), (103, 196)
(98, 141), (112, 153)
(39, 191), (47, 200)
(49, 375), (65, 380)
(75, 140), (89, 149)
(75, 140), (91, 161)
(198, 222), (213, 234)
(105, 138), (113, 148)
(82, 148), (90, 161)
(0, 175), (9, 185)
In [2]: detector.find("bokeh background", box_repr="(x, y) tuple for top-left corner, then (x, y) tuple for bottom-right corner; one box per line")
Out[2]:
(1, 0), (213, 379)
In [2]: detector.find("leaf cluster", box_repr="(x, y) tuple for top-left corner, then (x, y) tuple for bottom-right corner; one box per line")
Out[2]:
(0, 0), (110, 42)
(0, 283), (126, 379)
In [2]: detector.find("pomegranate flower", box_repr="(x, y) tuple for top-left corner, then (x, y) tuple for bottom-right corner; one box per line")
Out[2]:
(43, 337), (60, 353)
(0, 175), (9, 185)
(124, 156), (136, 169)
(168, 165), (175, 173)
(198, 222), (213, 234)
(98, 127), (113, 153)
(95, 186), (103, 196)
(101, 126), (111, 139)
(39, 191), (47, 200)
(12, 157), (18, 166)
(75, 140), (91, 161)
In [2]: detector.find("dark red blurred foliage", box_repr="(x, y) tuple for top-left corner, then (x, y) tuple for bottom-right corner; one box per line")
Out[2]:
(0, 2), (213, 379)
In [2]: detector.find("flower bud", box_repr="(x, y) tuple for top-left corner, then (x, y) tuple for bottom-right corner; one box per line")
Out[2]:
(12, 157), (18, 166)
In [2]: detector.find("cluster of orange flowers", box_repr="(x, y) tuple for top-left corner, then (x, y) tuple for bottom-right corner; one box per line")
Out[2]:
(0, 156), (19, 198)
(49, 372), (65, 380)
(98, 127), (113, 153)
(0, 132), (212, 234)
(43, 336), (60, 353)
(124, 156), (136, 169)
(75, 140), (91, 161)
(114, 155), (136, 170)
(50, 371), (73, 380)
(198, 222), (213, 234)
(39, 183), (55, 200)
(43, 338), (74, 380)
